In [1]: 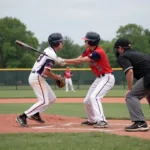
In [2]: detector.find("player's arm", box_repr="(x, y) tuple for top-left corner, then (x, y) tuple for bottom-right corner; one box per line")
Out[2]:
(43, 68), (61, 80)
(64, 56), (90, 65)
(118, 56), (133, 91)
(42, 59), (61, 80)
(64, 51), (101, 65)
(126, 69), (134, 90)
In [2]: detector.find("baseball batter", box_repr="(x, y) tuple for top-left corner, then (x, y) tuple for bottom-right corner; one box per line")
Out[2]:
(114, 38), (150, 132)
(16, 33), (64, 127)
(56, 32), (115, 128)
(64, 67), (75, 92)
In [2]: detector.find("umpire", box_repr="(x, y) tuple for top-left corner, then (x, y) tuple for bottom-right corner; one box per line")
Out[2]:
(113, 38), (150, 132)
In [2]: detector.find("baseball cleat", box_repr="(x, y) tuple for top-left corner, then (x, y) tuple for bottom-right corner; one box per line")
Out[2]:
(81, 120), (97, 125)
(93, 121), (108, 128)
(125, 121), (149, 132)
(28, 112), (45, 123)
(16, 115), (28, 127)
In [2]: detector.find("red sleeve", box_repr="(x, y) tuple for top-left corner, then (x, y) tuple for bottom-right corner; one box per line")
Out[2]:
(82, 49), (89, 57)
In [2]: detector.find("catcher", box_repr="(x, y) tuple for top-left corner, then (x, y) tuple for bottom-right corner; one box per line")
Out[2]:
(16, 33), (65, 127)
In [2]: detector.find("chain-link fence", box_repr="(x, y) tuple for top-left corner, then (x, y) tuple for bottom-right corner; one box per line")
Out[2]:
(0, 68), (126, 90)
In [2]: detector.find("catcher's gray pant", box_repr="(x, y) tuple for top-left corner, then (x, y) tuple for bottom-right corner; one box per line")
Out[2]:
(24, 72), (56, 117)
(126, 77), (150, 122)
(83, 73), (115, 123)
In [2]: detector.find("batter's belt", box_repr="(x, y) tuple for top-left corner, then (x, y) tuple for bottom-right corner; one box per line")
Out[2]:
(97, 73), (113, 78)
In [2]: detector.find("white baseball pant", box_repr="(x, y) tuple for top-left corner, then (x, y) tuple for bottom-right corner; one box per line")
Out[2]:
(83, 73), (115, 123)
(24, 72), (56, 117)
(65, 78), (75, 92)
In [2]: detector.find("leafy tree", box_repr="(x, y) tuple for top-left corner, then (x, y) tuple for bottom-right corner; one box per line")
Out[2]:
(115, 24), (150, 54)
(0, 17), (39, 68)
(100, 40), (119, 67)
(39, 41), (49, 52)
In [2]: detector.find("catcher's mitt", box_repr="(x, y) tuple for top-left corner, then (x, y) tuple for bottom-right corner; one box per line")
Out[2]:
(56, 76), (65, 88)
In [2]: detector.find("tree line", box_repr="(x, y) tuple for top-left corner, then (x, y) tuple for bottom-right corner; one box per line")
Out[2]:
(0, 17), (150, 68)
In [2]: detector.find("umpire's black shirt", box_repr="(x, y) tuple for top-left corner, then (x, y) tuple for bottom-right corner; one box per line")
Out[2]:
(117, 49), (150, 80)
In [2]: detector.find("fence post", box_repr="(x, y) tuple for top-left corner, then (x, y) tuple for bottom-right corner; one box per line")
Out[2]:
(15, 70), (18, 90)
(123, 79), (126, 90)
(77, 70), (80, 90)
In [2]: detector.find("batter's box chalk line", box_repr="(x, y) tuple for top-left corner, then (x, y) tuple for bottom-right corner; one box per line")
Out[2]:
(32, 126), (123, 132)
(31, 122), (131, 132)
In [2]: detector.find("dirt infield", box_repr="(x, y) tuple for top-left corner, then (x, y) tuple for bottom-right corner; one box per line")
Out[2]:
(0, 98), (150, 140)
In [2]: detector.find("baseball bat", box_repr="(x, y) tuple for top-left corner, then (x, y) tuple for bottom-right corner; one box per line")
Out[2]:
(15, 40), (55, 61)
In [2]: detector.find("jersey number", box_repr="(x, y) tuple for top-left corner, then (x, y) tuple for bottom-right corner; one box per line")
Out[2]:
(37, 54), (45, 62)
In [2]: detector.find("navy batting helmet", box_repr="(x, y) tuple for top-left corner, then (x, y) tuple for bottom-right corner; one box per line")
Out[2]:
(48, 33), (64, 47)
(83, 32), (100, 46)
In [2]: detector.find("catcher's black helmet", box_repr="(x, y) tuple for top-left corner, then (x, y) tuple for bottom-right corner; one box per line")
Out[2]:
(113, 38), (131, 57)
(83, 32), (100, 46)
(48, 33), (64, 47)
(114, 38), (131, 49)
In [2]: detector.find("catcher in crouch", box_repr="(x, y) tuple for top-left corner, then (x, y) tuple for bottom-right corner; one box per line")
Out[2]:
(16, 33), (65, 127)
(56, 32), (115, 128)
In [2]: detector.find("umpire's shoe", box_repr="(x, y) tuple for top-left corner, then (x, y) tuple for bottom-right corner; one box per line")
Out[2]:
(29, 112), (45, 123)
(125, 121), (149, 132)
(81, 120), (97, 126)
(16, 114), (27, 127)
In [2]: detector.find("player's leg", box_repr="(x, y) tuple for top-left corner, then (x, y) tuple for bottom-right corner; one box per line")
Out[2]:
(25, 76), (50, 115)
(43, 82), (56, 110)
(69, 79), (75, 92)
(82, 79), (99, 125)
(29, 82), (56, 123)
(125, 78), (149, 131)
(65, 78), (69, 92)
(89, 74), (115, 128)
(16, 74), (49, 126)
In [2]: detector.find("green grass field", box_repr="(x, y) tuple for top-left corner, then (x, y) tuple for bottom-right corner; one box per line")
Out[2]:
(0, 103), (150, 120)
(0, 133), (150, 150)
(0, 84), (127, 98)
(0, 89), (126, 98)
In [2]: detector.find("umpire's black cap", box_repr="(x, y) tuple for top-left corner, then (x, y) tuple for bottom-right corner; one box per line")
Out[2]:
(114, 38), (131, 48)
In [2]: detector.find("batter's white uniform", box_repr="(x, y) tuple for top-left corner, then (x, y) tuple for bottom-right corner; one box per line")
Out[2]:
(24, 47), (57, 117)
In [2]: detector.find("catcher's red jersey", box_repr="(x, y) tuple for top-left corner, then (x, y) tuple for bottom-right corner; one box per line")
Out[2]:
(82, 46), (113, 77)
(64, 70), (72, 79)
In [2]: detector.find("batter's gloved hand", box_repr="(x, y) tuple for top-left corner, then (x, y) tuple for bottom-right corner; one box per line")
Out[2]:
(55, 76), (65, 88)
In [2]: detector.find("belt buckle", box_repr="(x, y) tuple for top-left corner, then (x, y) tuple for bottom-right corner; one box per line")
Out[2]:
(100, 74), (105, 77)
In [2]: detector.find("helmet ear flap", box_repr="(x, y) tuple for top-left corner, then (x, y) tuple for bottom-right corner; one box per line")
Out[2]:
(88, 39), (100, 46)
(88, 41), (95, 46)
(51, 41), (59, 47)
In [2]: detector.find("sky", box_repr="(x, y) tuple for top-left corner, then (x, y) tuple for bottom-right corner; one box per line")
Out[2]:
(0, 0), (150, 45)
